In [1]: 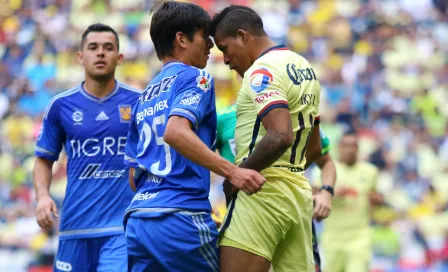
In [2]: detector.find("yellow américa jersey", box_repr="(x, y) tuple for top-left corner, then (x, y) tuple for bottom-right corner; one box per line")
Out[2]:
(235, 46), (321, 186)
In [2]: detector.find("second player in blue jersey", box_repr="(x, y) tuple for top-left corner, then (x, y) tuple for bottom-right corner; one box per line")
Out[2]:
(124, 2), (265, 272)
(33, 24), (141, 272)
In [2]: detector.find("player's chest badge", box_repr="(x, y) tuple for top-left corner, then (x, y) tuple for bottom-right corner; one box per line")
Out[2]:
(72, 110), (83, 125)
(118, 105), (132, 123)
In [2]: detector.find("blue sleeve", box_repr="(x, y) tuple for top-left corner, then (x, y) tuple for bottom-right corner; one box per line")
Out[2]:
(124, 103), (140, 168)
(35, 99), (64, 161)
(169, 69), (214, 128)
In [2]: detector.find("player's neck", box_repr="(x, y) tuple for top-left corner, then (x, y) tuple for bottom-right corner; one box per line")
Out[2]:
(83, 77), (116, 99)
(162, 56), (189, 67)
(250, 37), (278, 63)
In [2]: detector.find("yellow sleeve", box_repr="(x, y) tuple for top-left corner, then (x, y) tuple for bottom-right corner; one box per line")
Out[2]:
(245, 66), (289, 119)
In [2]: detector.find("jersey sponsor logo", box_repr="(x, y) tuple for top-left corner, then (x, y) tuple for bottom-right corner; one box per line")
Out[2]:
(136, 99), (169, 125)
(69, 136), (127, 158)
(118, 105), (132, 123)
(196, 75), (211, 92)
(286, 64), (317, 86)
(249, 68), (273, 93)
(132, 191), (159, 202)
(56, 260), (72, 271)
(254, 90), (281, 104)
(72, 110), (83, 124)
(180, 90), (202, 109)
(79, 163), (125, 179)
(95, 111), (109, 121)
(140, 75), (177, 104)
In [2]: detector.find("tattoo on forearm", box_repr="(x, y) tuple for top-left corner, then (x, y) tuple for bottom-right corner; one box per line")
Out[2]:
(239, 130), (290, 171)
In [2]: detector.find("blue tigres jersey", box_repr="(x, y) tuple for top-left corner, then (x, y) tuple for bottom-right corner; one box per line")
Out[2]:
(35, 81), (141, 240)
(124, 62), (216, 218)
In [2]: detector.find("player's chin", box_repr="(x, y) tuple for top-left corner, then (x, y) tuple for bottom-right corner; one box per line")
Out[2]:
(89, 69), (114, 78)
(199, 54), (210, 68)
(196, 60), (208, 69)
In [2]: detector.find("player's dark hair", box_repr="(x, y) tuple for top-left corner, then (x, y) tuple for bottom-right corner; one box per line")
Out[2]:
(150, 1), (211, 60)
(209, 5), (266, 38)
(81, 23), (120, 50)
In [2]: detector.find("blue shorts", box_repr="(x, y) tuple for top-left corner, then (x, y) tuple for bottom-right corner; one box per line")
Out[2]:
(126, 212), (219, 272)
(54, 235), (127, 272)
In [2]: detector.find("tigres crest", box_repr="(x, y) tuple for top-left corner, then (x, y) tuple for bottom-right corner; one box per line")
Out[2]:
(119, 105), (132, 123)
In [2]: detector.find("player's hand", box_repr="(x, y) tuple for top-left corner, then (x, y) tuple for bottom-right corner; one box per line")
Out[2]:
(227, 168), (266, 195)
(36, 195), (58, 229)
(313, 190), (332, 222)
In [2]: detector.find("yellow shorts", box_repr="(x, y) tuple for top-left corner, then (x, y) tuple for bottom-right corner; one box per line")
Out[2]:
(219, 173), (314, 272)
(321, 229), (372, 272)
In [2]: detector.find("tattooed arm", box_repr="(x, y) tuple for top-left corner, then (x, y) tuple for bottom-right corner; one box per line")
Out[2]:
(238, 108), (294, 171)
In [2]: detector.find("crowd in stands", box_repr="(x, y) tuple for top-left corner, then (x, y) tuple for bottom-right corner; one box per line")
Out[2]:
(0, 0), (447, 271)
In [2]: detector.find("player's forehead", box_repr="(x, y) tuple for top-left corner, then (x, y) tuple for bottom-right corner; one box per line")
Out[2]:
(84, 31), (117, 47)
(213, 35), (235, 51)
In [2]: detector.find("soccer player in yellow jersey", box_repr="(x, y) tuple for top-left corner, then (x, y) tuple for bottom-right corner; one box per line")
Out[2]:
(210, 6), (322, 272)
(319, 131), (383, 272)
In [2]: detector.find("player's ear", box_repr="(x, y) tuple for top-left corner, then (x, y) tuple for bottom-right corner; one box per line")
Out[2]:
(236, 29), (248, 44)
(77, 51), (83, 65)
(117, 53), (124, 65)
(175, 31), (188, 50)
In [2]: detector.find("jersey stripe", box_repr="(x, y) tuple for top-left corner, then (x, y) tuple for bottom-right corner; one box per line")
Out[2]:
(290, 112), (305, 164)
(59, 226), (123, 237)
(299, 114), (314, 164)
(220, 193), (238, 234)
(258, 100), (288, 119)
(248, 117), (262, 155)
(44, 86), (79, 119)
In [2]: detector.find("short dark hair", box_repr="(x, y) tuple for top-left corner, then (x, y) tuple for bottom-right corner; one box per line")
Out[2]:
(150, 1), (211, 60)
(209, 5), (266, 38)
(81, 23), (120, 50)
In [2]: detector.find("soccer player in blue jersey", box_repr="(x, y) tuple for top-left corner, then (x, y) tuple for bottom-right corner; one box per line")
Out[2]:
(33, 23), (141, 272)
(123, 2), (265, 271)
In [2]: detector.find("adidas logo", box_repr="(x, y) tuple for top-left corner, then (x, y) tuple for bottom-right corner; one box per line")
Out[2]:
(96, 111), (109, 121)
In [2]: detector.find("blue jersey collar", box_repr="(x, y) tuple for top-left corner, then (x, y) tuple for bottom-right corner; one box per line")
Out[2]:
(161, 61), (185, 71)
(80, 80), (119, 103)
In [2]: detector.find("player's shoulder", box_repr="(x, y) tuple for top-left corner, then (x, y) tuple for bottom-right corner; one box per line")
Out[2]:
(44, 84), (81, 118)
(117, 81), (143, 97)
(50, 84), (81, 103)
(176, 66), (213, 92)
(255, 46), (308, 67)
(178, 65), (213, 79)
(244, 46), (300, 83)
